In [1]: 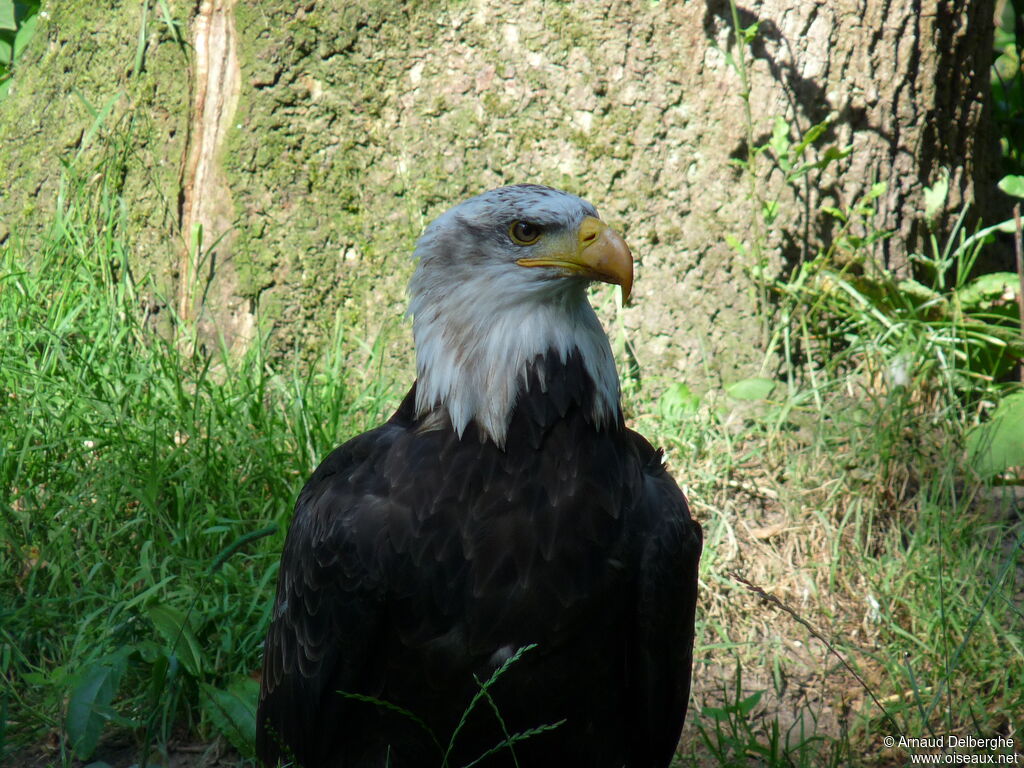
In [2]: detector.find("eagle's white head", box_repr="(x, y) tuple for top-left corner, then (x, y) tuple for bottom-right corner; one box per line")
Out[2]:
(408, 184), (633, 448)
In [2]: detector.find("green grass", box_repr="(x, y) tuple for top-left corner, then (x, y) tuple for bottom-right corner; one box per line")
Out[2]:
(2, 93), (1023, 768)
(2, 173), (1022, 767)
(0, 165), (398, 765)
(654, 5), (1024, 761)
(644, 217), (1023, 764)
(637, 361), (1023, 766)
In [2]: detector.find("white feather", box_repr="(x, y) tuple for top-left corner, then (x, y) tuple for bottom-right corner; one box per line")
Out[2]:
(407, 186), (621, 448)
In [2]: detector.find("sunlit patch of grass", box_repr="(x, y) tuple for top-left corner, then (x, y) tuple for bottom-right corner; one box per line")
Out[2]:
(623, 169), (1023, 765)
(636, 357), (1022, 766)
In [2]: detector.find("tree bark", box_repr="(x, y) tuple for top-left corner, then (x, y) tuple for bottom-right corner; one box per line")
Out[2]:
(0, 0), (1002, 390)
(716, 0), (1003, 272)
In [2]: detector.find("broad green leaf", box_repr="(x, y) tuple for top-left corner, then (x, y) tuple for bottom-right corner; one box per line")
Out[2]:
(957, 272), (1018, 309)
(0, 1), (15, 31)
(133, 638), (164, 663)
(726, 377), (776, 401)
(811, 144), (852, 171)
(740, 21), (760, 43)
(998, 174), (1024, 198)
(200, 677), (259, 757)
(147, 603), (203, 677)
(722, 48), (736, 72)
(147, 651), (174, 708)
(724, 233), (747, 256)
(966, 391), (1024, 478)
(13, 11), (38, 59)
(67, 653), (128, 759)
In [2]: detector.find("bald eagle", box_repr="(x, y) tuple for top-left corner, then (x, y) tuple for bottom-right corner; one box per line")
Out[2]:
(256, 185), (702, 768)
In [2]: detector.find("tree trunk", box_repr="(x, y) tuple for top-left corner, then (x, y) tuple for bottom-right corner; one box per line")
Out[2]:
(715, 0), (1004, 272)
(0, 0), (1002, 390)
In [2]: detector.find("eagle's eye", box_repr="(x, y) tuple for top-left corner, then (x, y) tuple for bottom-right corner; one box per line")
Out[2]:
(509, 221), (543, 246)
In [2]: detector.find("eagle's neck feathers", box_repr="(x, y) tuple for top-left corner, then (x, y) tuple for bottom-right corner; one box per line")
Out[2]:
(410, 280), (621, 448)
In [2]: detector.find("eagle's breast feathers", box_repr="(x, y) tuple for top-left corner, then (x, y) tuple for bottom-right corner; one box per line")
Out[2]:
(256, 185), (702, 768)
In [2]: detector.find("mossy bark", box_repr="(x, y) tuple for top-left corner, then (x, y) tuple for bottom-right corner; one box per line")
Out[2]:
(0, 0), (190, 338)
(0, 0), (1002, 394)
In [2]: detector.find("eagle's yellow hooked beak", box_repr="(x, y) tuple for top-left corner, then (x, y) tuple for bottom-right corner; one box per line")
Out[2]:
(516, 216), (634, 302)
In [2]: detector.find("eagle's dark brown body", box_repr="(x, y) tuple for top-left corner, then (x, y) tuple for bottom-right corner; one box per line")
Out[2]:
(257, 351), (701, 768)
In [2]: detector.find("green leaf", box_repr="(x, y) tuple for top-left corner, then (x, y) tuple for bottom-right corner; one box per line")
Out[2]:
(923, 170), (949, 221)
(0, 1), (15, 31)
(13, 11), (38, 59)
(659, 382), (701, 422)
(147, 651), (177, 709)
(895, 278), (942, 305)
(726, 377), (776, 401)
(724, 233), (747, 256)
(736, 689), (764, 716)
(79, 92), (121, 152)
(966, 391), (1024, 478)
(67, 652), (129, 759)
(868, 181), (887, 199)
(133, 639), (164, 663)
(811, 144), (852, 171)
(147, 603), (203, 677)
(998, 174), (1024, 199)
(821, 205), (847, 222)
(769, 117), (790, 168)
(200, 677), (259, 757)
(792, 118), (830, 158)
(739, 21), (760, 44)
(207, 523), (277, 575)
(957, 272), (1018, 310)
(722, 48), (736, 72)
